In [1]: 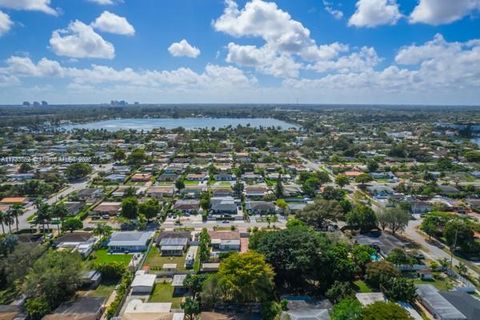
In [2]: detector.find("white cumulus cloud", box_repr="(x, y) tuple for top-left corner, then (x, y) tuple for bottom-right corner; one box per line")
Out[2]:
(49, 20), (115, 59)
(0, 0), (57, 15)
(349, 0), (402, 27)
(410, 0), (480, 25)
(0, 10), (12, 36)
(168, 39), (200, 58)
(92, 11), (135, 36)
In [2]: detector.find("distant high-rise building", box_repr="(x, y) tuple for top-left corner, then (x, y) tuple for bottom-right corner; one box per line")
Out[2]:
(41, 101), (48, 106)
(22, 101), (31, 106)
(33, 101), (41, 107)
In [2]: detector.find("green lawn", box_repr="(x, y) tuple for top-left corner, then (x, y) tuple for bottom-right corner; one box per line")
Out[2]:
(184, 180), (200, 185)
(87, 283), (116, 298)
(413, 277), (453, 291)
(90, 249), (132, 266)
(353, 280), (373, 293)
(144, 246), (187, 271)
(149, 283), (183, 308)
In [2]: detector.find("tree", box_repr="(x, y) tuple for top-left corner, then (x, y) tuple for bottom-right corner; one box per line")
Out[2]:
(465, 151), (480, 163)
(8, 204), (24, 232)
(346, 205), (377, 233)
(355, 173), (373, 186)
(25, 297), (50, 320)
(275, 175), (284, 198)
(207, 251), (274, 303)
(386, 248), (415, 266)
(183, 274), (208, 299)
(382, 277), (417, 302)
(121, 197), (138, 219)
(62, 217), (83, 232)
(322, 186), (345, 201)
(276, 198), (288, 212)
(250, 226), (328, 289)
(138, 198), (160, 221)
(0, 234), (17, 257)
(335, 174), (350, 188)
(331, 298), (363, 320)
(128, 148), (146, 165)
(444, 220), (474, 252)
(378, 207), (410, 234)
(92, 223), (112, 238)
(361, 301), (413, 320)
(367, 160), (379, 172)
(326, 281), (355, 303)
(199, 228), (211, 262)
(233, 180), (244, 198)
(65, 163), (92, 181)
(50, 202), (68, 232)
(182, 297), (200, 320)
(0, 210), (6, 234)
(94, 261), (126, 281)
(175, 179), (185, 190)
(113, 148), (126, 161)
(365, 261), (399, 289)
(23, 250), (84, 312)
(296, 199), (343, 229)
(351, 245), (375, 274)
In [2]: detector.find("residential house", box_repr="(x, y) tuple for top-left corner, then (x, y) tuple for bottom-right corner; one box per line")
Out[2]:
(173, 199), (201, 214)
(148, 185), (175, 198)
(107, 231), (153, 253)
(77, 188), (103, 202)
(93, 201), (121, 216)
(245, 201), (277, 215)
(210, 196), (237, 215)
(214, 173), (236, 181)
(245, 185), (270, 198)
(131, 173), (152, 182)
(209, 231), (241, 252)
(104, 174), (126, 183)
(131, 270), (156, 295)
(416, 285), (467, 320)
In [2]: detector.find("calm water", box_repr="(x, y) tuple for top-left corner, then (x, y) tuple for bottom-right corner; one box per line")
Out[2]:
(61, 117), (299, 131)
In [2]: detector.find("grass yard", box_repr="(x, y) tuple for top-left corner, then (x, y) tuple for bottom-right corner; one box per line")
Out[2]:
(149, 283), (184, 308)
(184, 180), (200, 185)
(144, 246), (187, 271)
(353, 280), (373, 293)
(413, 277), (453, 291)
(90, 249), (132, 266)
(87, 283), (116, 298)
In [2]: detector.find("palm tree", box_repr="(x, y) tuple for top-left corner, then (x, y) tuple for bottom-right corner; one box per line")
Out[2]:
(8, 204), (24, 232)
(51, 202), (68, 233)
(4, 211), (14, 233)
(0, 210), (6, 234)
(36, 202), (51, 234)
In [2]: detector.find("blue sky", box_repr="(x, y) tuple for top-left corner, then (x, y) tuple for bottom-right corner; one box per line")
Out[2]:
(0, 0), (479, 105)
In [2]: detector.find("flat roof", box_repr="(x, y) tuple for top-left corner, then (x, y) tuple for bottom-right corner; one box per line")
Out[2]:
(172, 274), (187, 287)
(131, 272), (156, 288)
(108, 231), (153, 247)
(355, 292), (386, 306)
(416, 285), (466, 320)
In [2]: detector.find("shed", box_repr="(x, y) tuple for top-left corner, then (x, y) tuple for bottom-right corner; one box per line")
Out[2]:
(131, 271), (156, 295)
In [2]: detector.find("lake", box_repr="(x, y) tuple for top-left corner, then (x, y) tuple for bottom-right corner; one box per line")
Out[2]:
(60, 117), (299, 131)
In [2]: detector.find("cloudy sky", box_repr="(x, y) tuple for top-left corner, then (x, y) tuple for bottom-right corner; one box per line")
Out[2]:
(0, 0), (479, 105)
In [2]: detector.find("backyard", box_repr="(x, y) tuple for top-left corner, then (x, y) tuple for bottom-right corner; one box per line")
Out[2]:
(144, 246), (187, 271)
(149, 282), (184, 308)
(89, 249), (133, 266)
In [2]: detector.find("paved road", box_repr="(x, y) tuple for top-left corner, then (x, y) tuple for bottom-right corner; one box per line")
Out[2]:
(3, 163), (113, 233)
(404, 215), (479, 277)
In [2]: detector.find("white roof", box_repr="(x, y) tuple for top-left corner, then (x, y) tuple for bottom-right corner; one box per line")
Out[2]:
(131, 272), (156, 288)
(355, 292), (386, 306)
